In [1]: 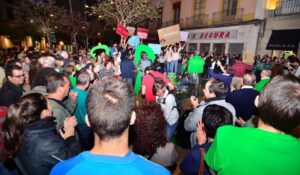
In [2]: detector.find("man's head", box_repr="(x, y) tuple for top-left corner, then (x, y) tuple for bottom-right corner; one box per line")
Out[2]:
(76, 70), (90, 89)
(144, 66), (153, 75)
(46, 72), (70, 99)
(203, 78), (227, 98)
(242, 73), (256, 86)
(153, 77), (166, 97)
(5, 64), (24, 86)
(43, 56), (56, 68)
(202, 104), (233, 138)
(260, 69), (271, 79)
(258, 75), (300, 133)
(61, 51), (69, 59)
(87, 79), (135, 141)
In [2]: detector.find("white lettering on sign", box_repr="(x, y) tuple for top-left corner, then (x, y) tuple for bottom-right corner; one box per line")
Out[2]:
(188, 30), (238, 40)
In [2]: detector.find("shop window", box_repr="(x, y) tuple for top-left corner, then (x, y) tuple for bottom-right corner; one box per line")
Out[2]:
(200, 43), (210, 55)
(188, 43), (198, 53)
(213, 43), (226, 54)
(228, 43), (244, 55)
(173, 2), (181, 24)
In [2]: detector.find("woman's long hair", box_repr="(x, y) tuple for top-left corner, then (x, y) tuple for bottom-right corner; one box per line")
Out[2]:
(130, 102), (167, 157)
(2, 93), (48, 160)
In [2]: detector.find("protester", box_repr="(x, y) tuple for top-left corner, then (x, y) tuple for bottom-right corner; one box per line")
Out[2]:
(2, 93), (82, 175)
(0, 64), (24, 107)
(131, 102), (178, 170)
(205, 75), (300, 175)
(254, 69), (271, 92)
(50, 79), (170, 175)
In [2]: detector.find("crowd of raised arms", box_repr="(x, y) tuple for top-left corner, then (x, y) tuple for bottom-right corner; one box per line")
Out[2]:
(0, 43), (299, 175)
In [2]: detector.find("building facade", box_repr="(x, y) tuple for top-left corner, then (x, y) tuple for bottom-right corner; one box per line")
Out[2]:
(155, 0), (300, 58)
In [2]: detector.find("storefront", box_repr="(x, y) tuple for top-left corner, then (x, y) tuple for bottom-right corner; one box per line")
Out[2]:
(185, 24), (260, 58)
(266, 29), (300, 58)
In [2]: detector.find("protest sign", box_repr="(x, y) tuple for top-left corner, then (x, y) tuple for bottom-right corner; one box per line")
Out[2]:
(116, 23), (129, 39)
(128, 36), (141, 46)
(148, 43), (161, 55)
(158, 24), (181, 47)
(242, 51), (255, 65)
(137, 28), (149, 39)
(127, 26), (136, 36)
(180, 31), (189, 41)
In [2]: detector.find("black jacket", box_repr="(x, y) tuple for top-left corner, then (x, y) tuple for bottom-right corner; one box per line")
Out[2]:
(0, 80), (23, 107)
(17, 117), (82, 175)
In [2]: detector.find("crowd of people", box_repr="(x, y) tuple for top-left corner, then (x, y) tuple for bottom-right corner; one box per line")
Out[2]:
(0, 42), (299, 175)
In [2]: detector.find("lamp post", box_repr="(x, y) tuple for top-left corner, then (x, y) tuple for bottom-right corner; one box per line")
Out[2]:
(68, 0), (77, 53)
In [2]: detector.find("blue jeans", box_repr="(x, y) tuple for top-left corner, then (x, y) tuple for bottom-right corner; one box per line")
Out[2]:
(167, 62), (172, 73)
(76, 124), (94, 150)
(166, 120), (179, 141)
(173, 60), (178, 74)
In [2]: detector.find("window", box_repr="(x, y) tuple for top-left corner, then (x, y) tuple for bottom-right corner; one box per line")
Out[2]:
(194, 0), (206, 16)
(222, 0), (238, 16)
(213, 43), (226, 54)
(173, 2), (181, 24)
(228, 43), (244, 55)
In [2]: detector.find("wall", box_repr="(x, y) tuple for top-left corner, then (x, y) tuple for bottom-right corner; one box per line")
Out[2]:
(257, 16), (300, 57)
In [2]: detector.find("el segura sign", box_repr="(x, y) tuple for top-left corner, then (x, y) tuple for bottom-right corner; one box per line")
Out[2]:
(189, 30), (238, 40)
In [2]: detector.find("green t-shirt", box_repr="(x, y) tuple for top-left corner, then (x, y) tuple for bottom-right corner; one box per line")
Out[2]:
(205, 126), (300, 175)
(69, 75), (77, 89)
(187, 56), (205, 74)
(254, 77), (270, 92)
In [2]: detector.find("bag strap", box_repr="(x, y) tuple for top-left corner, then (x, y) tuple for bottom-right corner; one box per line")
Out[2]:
(198, 147), (206, 175)
(148, 72), (156, 79)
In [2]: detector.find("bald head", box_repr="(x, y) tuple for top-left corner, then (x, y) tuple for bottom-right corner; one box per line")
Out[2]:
(242, 73), (256, 86)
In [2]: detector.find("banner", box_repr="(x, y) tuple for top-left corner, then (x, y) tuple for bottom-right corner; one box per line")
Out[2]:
(158, 24), (181, 47)
(242, 51), (254, 65)
(137, 28), (149, 39)
(180, 31), (189, 41)
(148, 43), (161, 55)
(116, 23), (129, 39)
(127, 26), (136, 36)
(128, 36), (140, 46)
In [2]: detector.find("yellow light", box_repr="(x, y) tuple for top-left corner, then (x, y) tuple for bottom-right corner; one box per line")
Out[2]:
(266, 0), (279, 10)
(50, 14), (54, 17)
(59, 41), (64, 46)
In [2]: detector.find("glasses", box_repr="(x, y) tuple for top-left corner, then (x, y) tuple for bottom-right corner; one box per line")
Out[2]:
(13, 74), (25, 78)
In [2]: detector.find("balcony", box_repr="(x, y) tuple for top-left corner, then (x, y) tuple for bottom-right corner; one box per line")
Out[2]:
(212, 8), (244, 25)
(268, 0), (300, 17)
(161, 18), (184, 28)
(185, 14), (208, 28)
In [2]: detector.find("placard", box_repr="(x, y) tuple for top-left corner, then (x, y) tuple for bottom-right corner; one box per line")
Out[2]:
(137, 28), (149, 39)
(180, 31), (189, 41)
(148, 43), (161, 55)
(242, 51), (254, 65)
(128, 36), (140, 46)
(127, 26), (136, 36)
(116, 23), (129, 39)
(157, 24), (181, 47)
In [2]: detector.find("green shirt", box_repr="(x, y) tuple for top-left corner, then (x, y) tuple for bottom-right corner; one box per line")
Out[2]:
(205, 126), (300, 175)
(69, 75), (77, 89)
(254, 77), (270, 92)
(71, 87), (88, 125)
(187, 56), (205, 74)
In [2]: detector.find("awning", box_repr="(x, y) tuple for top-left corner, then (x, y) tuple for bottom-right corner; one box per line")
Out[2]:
(266, 29), (300, 51)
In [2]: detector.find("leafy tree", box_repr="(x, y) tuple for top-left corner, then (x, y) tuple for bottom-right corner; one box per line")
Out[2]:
(90, 0), (158, 28)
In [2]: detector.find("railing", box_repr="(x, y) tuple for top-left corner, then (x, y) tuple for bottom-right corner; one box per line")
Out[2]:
(212, 8), (244, 24)
(161, 18), (184, 27)
(185, 14), (208, 27)
(268, 0), (300, 17)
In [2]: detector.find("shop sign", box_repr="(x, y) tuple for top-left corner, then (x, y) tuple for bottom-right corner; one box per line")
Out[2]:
(189, 30), (238, 40)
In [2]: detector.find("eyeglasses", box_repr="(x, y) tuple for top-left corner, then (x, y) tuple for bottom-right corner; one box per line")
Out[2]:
(12, 74), (25, 78)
